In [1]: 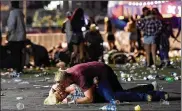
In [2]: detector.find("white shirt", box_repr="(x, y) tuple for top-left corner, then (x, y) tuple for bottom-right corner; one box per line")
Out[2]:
(7, 8), (26, 41)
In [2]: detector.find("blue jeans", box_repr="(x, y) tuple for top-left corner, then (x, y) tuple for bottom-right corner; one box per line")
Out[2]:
(159, 48), (169, 61)
(143, 35), (156, 44)
(96, 80), (166, 102)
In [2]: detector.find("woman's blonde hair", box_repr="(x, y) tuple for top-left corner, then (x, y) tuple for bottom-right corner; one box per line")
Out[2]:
(54, 70), (67, 82)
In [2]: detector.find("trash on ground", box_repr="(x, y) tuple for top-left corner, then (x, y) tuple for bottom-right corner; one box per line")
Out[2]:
(16, 97), (24, 100)
(134, 105), (141, 111)
(16, 102), (24, 110)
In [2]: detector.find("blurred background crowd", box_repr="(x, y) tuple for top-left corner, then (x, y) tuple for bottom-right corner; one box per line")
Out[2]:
(0, 1), (181, 74)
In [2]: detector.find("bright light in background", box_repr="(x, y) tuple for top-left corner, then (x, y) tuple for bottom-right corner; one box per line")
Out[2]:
(178, 6), (181, 16)
(44, 1), (62, 10)
(128, 2), (132, 5)
(61, 42), (67, 48)
(154, 1), (158, 4)
(133, 2), (136, 6)
(147, 2), (150, 5)
(167, 5), (176, 14)
(135, 2), (139, 6)
(157, 1), (161, 4)
(143, 2), (147, 6)
(119, 1), (123, 5)
(118, 16), (124, 20)
(108, 1), (117, 8)
(139, 2), (142, 6)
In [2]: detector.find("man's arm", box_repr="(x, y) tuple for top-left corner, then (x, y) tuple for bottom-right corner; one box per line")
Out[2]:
(75, 87), (93, 104)
(6, 11), (16, 40)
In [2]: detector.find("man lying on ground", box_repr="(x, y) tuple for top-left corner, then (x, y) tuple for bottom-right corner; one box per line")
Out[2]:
(45, 61), (168, 104)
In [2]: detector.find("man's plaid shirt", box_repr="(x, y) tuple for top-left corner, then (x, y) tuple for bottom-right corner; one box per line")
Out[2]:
(136, 15), (162, 36)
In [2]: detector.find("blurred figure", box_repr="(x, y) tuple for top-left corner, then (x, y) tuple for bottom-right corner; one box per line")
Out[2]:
(70, 8), (85, 65)
(152, 8), (163, 21)
(158, 21), (180, 68)
(137, 10), (162, 67)
(84, 24), (104, 61)
(135, 14), (142, 51)
(152, 8), (164, 57)
(124, 16), (138, 52)
(141, 7), (150, 18)
(0, 20), (1, 41)
(106, 19), (116, 51)
(62, 11), (73, 52)
(25, 39), (50, 67)
(6, 1), (26, 75)
(176, 17), (181, 38)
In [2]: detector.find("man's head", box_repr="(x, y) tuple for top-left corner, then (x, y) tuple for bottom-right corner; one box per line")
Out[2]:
(142, 7), (149, 16)
(54, 70), (72, 87)
(66, 11), (72, 19)
(11, 1), (19, 8)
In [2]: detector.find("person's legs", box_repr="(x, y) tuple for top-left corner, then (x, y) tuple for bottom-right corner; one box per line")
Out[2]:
(125, 84), (154, 93)
(108, 41), (112, 50)
(159, 48), (165, 65)
(146, 91), (169, 101)
(16, 42), (24, 72)
(130, 41), (134, 52)
(105, 64), (123, 91)
(114, 91), (150, 102)
(70, 44), (78, 65)
(163, 48), (170, 66)
(96, 80), (116, 102)
(8, 41), (23, 73)
(79, 42), (84, 62)
(144, 44), (151, 66)
(151, 43), (157, 65)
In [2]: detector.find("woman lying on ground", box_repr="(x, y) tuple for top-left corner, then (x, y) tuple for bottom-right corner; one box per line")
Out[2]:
(45, 61), (168, 104)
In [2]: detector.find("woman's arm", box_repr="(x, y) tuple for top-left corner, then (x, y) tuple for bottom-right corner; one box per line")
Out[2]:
(75, 87), (94, 104)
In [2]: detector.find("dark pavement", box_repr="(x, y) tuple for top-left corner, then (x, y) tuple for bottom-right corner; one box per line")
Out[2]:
(1, 74), (181, 111)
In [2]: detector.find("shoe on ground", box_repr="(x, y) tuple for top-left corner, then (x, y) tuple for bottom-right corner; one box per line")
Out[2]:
(152, 81), (159, 91)
(145, 94), (152, 102)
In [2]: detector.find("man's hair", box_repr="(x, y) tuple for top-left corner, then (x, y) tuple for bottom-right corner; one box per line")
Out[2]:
(11, 1), (19, 8)
(142, 7), (149, 12)
(54, 70), (71, 82)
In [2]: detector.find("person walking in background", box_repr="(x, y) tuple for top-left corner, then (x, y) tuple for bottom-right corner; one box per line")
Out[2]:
(84, 24), (104, 61)
(5, 1), (26, 76)
(124, 16), (138, 53)
(105, 18), (116, 51)
(136, 10), (162, 68)
(158, 21), (180, 68)
(70, 8), (85, 65)
(61, 11), (73, 54)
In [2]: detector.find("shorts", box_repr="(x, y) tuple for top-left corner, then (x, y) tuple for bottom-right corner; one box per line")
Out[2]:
(71, 32), (84, 45)
(143, 35), (156, 44)
(129, 32), (138, 41)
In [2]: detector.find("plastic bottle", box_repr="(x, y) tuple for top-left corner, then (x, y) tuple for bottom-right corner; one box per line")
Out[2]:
(134, 105), (141, 111)
(99, 105), (117, 111)
(165, 77), (174, 83)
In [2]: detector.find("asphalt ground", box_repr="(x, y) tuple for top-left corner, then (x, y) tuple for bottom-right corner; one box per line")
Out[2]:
(1, 74), (181, 111)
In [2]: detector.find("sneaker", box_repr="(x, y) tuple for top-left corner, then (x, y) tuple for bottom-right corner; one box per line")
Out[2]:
(146, 95), (152, 102)
(164, 94), (169, 100)
(152, 81), (159, 91)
